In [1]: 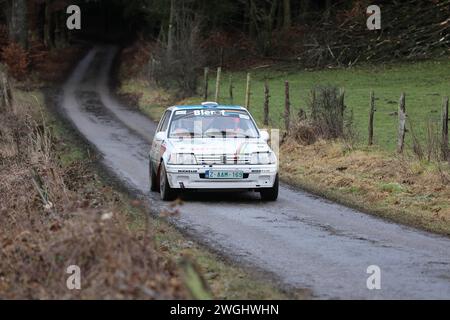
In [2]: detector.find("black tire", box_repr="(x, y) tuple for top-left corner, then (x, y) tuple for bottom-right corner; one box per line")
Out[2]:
(260, 174), (279, 201)
(149, 160), (158, 192)
(160, 163), (177, 201)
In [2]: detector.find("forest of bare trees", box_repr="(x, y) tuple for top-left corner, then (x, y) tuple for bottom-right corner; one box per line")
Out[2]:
(0, 0), (449, 80)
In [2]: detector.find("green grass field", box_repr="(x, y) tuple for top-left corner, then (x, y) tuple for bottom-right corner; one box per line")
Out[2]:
(186, 58), (450, 152)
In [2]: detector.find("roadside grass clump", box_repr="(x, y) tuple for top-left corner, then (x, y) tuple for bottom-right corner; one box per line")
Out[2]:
(378, 182), (405, 194)
(410, 118), (446, 163)
(288, 85), (356, 146)
(309, 86), (345, 139)
(289, 120), (317, 145)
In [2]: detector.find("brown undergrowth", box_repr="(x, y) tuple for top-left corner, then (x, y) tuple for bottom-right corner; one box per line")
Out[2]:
(0, 89), (187, 299)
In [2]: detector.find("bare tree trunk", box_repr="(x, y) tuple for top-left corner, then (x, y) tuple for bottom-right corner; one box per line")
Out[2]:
(269, 0), (278, 29)
(248, 0), (277, 46)
(248, 0), (256, 38)
(275, 0), (284, 30)
(44, 0), (54, 48)
(54, 10), (61, 48)
(311, 89), (317, 121)
(60, 10), (69, 46)
(10, 0), (28, 49)
(338, 88), (345, 136)
(283, 0), (291, 30)
(167, 0), (175, 59)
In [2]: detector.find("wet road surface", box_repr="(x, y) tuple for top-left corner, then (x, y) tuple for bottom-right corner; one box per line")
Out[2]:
(60, 46), (450, 299)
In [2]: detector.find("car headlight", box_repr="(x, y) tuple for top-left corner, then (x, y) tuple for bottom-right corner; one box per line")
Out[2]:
(250, 152), (276, 165)
(168, 153), (197, 165)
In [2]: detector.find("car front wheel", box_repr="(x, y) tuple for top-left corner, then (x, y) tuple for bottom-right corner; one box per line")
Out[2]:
(260, 174), (279, 201)
(159, 163), (177, 201)
(149, 160), (158, 192)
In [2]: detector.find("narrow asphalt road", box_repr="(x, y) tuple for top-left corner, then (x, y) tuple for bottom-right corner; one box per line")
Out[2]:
(60, 46), (450, 299)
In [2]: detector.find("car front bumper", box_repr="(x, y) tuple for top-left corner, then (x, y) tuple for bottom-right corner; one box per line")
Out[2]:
(165, 164), (278, 190)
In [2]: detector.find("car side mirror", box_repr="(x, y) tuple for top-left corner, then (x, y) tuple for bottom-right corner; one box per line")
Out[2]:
(260, 130), (270, 142)
(155, 131), (166, 141)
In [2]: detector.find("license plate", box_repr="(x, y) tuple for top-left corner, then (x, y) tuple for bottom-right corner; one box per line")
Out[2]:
(206, 170), (244, 179)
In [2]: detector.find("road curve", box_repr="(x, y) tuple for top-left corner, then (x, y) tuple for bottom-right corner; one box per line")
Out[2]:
(60, 46), (450, 299)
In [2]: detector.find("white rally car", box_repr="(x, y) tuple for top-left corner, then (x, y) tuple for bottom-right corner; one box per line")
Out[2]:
(149, 102), (278, 201)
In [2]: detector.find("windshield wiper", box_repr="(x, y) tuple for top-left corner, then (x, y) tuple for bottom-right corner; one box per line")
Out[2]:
(204, 130), (226, 138)
(232, 132), (255, 138)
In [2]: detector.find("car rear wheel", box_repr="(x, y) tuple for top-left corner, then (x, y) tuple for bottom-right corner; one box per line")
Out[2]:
(260, 174), (279, 201)
(160, 163), (176, 201)
(149, 160), (158, 192)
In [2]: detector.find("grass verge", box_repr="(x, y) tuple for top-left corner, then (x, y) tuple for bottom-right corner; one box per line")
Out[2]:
(280, 139), (450, 236)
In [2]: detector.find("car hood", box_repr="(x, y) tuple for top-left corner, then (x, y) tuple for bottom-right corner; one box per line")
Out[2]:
(167, 138), (272, 155)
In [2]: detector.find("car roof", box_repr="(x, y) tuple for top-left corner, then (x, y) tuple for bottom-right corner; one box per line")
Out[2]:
(168, 102), (246, 111)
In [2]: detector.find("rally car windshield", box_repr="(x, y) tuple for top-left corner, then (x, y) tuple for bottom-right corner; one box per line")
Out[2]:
(168, 109), (259, 139)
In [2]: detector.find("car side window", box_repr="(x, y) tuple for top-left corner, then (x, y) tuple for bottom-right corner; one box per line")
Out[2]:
(156, 113), (166, 132)
(158, 111), (171, 132)
(160, 111), (171, 132)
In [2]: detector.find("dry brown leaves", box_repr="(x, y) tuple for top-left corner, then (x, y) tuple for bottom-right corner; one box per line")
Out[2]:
(0, 93), (187, 299)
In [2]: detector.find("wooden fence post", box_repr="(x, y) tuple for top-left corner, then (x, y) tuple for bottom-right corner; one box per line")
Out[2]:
(338, 88), (345, 136)
(263, 79), (270, 126)
(214, 67), (221, 102)
(442, 96), (449, 160)
(397, 93), (406, 154)
(229, 74), (234, 104)
(245, 72), (251, 109)
(203, 67), (209, 101)
(368, 90), (376, 146)
(149, 58), (156, 80)
(284, 80), (291, 132)
(310, 88), (317, 121)
(339, 88), (345, 114)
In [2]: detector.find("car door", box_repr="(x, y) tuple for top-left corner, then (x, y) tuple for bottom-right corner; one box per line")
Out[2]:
(150, 110), (172, 166)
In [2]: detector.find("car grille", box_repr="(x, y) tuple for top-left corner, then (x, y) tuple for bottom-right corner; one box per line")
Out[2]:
(196, 154), (251, 165)
(199, 173), (249, 179)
